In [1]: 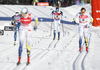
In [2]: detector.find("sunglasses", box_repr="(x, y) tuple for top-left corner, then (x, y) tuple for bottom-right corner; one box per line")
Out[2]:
(21, 12), (27, 15)
(81, 11), (85, 14)
(56, 9), (59, 12)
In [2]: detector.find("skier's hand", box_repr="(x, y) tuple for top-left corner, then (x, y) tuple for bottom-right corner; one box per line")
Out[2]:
(34, 26), (37, 31)
(73, 19), (77, 25)
(60, 11), (63, 15)
(52, 11), (54, 14)
(11, 22), (14, 25)
(91, 19), (93, 23)
(73, 21), (77, 25)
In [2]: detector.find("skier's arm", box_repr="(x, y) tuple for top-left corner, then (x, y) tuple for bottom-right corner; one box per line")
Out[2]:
(73, 13), (79, 21)
(31, 14), (38, 30)
(73, 13), (79, 25)
(11, 16), (14, 25)
(60, 11), (63, 16)
(51, 10), (54, 15)
(88, 13), (93, 23)
(35, 18), (38, 26)
(31, 14), (38, 25)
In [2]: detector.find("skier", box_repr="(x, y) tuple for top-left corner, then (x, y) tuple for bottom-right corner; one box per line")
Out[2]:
(11, 12), (20, 46)
(73, 7), (93, 51)
(51, 6), (63, 40)
(17, 7), (38, 65)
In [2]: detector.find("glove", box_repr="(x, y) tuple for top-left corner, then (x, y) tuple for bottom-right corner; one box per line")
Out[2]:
(60, 11), (63, 15)
(34, 26), (37, 31)
(91, 19), (93, 23)
(74, 21), (77, 25)
(52, 11), (54, 14)
(73, 19), (77, 25)
(11, 22), (14, 25)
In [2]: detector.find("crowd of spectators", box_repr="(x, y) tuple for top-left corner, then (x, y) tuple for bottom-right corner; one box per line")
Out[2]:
(0, 0), (91, 7)
(29, 0), (75, 7)
(0, 0), (90, 7)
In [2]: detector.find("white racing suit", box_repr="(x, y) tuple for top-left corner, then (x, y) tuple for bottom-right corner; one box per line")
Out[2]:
(11, 15), (20, 42)
(17, 13), (38, 63)
(74, 12), (93, 47)
(52, 11), (62, 39)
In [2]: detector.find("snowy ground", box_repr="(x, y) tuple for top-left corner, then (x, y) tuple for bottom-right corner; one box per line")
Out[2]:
(0, 4), (100, 70)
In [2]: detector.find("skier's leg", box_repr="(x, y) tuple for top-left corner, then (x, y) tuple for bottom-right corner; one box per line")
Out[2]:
(79, 26), (84, 51)
(84, 26), (89, 51)
(53, 20), (57, 40)
(18, 29), (25, 63)
(14, 25), (17, 41)
(57, 20), (61, 40)
(53, 30), (56, 40)
(14, 24), (18, 45)
(26, 28), (32, 63)
(18, 22), (21, 30)
(84, 26), (88, 47)
(15, 23), (20, 46)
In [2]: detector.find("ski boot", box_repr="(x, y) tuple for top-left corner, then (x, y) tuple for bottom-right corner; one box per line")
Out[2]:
(86, 47), (88, 51)
(17, 62), (20, 65)
(58, 32), (60, 40)
(79, 47), (82, 51)
(26, 56), (30, 65)
(17, 57), (21, 65)
(26, 62), (30, 65)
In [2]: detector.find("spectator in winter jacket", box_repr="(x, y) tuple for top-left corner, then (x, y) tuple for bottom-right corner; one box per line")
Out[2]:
(33, 0), (38, 5)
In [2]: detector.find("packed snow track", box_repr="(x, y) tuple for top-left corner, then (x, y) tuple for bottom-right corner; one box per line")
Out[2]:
(0, 4), (100, 70)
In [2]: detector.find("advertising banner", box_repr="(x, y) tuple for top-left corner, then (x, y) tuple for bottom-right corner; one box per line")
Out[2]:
(92, 0), (100, 26)
(37, 2), (49, 6)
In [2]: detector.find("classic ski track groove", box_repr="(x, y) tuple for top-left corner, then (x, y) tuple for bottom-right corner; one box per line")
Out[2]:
(73, 33), (91, 70)
(13, 35), (58, 70)
(22, 40), (60, 70)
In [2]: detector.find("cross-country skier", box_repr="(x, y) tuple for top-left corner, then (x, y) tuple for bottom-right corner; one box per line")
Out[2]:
(11, 12), (20, 46)
(51, 6), (63, 40)
(73, 7), (93, 51)
(17, 7), (38, 65)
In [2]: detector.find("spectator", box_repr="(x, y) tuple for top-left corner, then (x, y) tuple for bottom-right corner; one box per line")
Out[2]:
(29, 0), (33, 5)
(61, 0), (64, 7)
(64, 0), (68, 7)
(47, 0), (52, 6)
(33, 0), (38, 6)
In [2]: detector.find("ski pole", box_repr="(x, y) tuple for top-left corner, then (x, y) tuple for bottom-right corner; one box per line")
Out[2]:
(50, 15), (53, 36)
(37, 19), (43, 26)
(61, 15), (64, 37)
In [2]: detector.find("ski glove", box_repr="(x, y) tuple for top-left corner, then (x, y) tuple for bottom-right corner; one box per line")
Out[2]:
(74, 21), (77, 25)
(73, 19), (77, 25)
(11, 22), (14, 25)
(52, 11), (54, 14)
(91, 19), (93, 23)
(34, 26), (37, 31)
(60, 11), (63, 15)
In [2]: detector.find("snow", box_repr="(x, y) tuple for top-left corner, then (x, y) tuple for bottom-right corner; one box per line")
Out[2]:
(0, 4), (100, 70)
